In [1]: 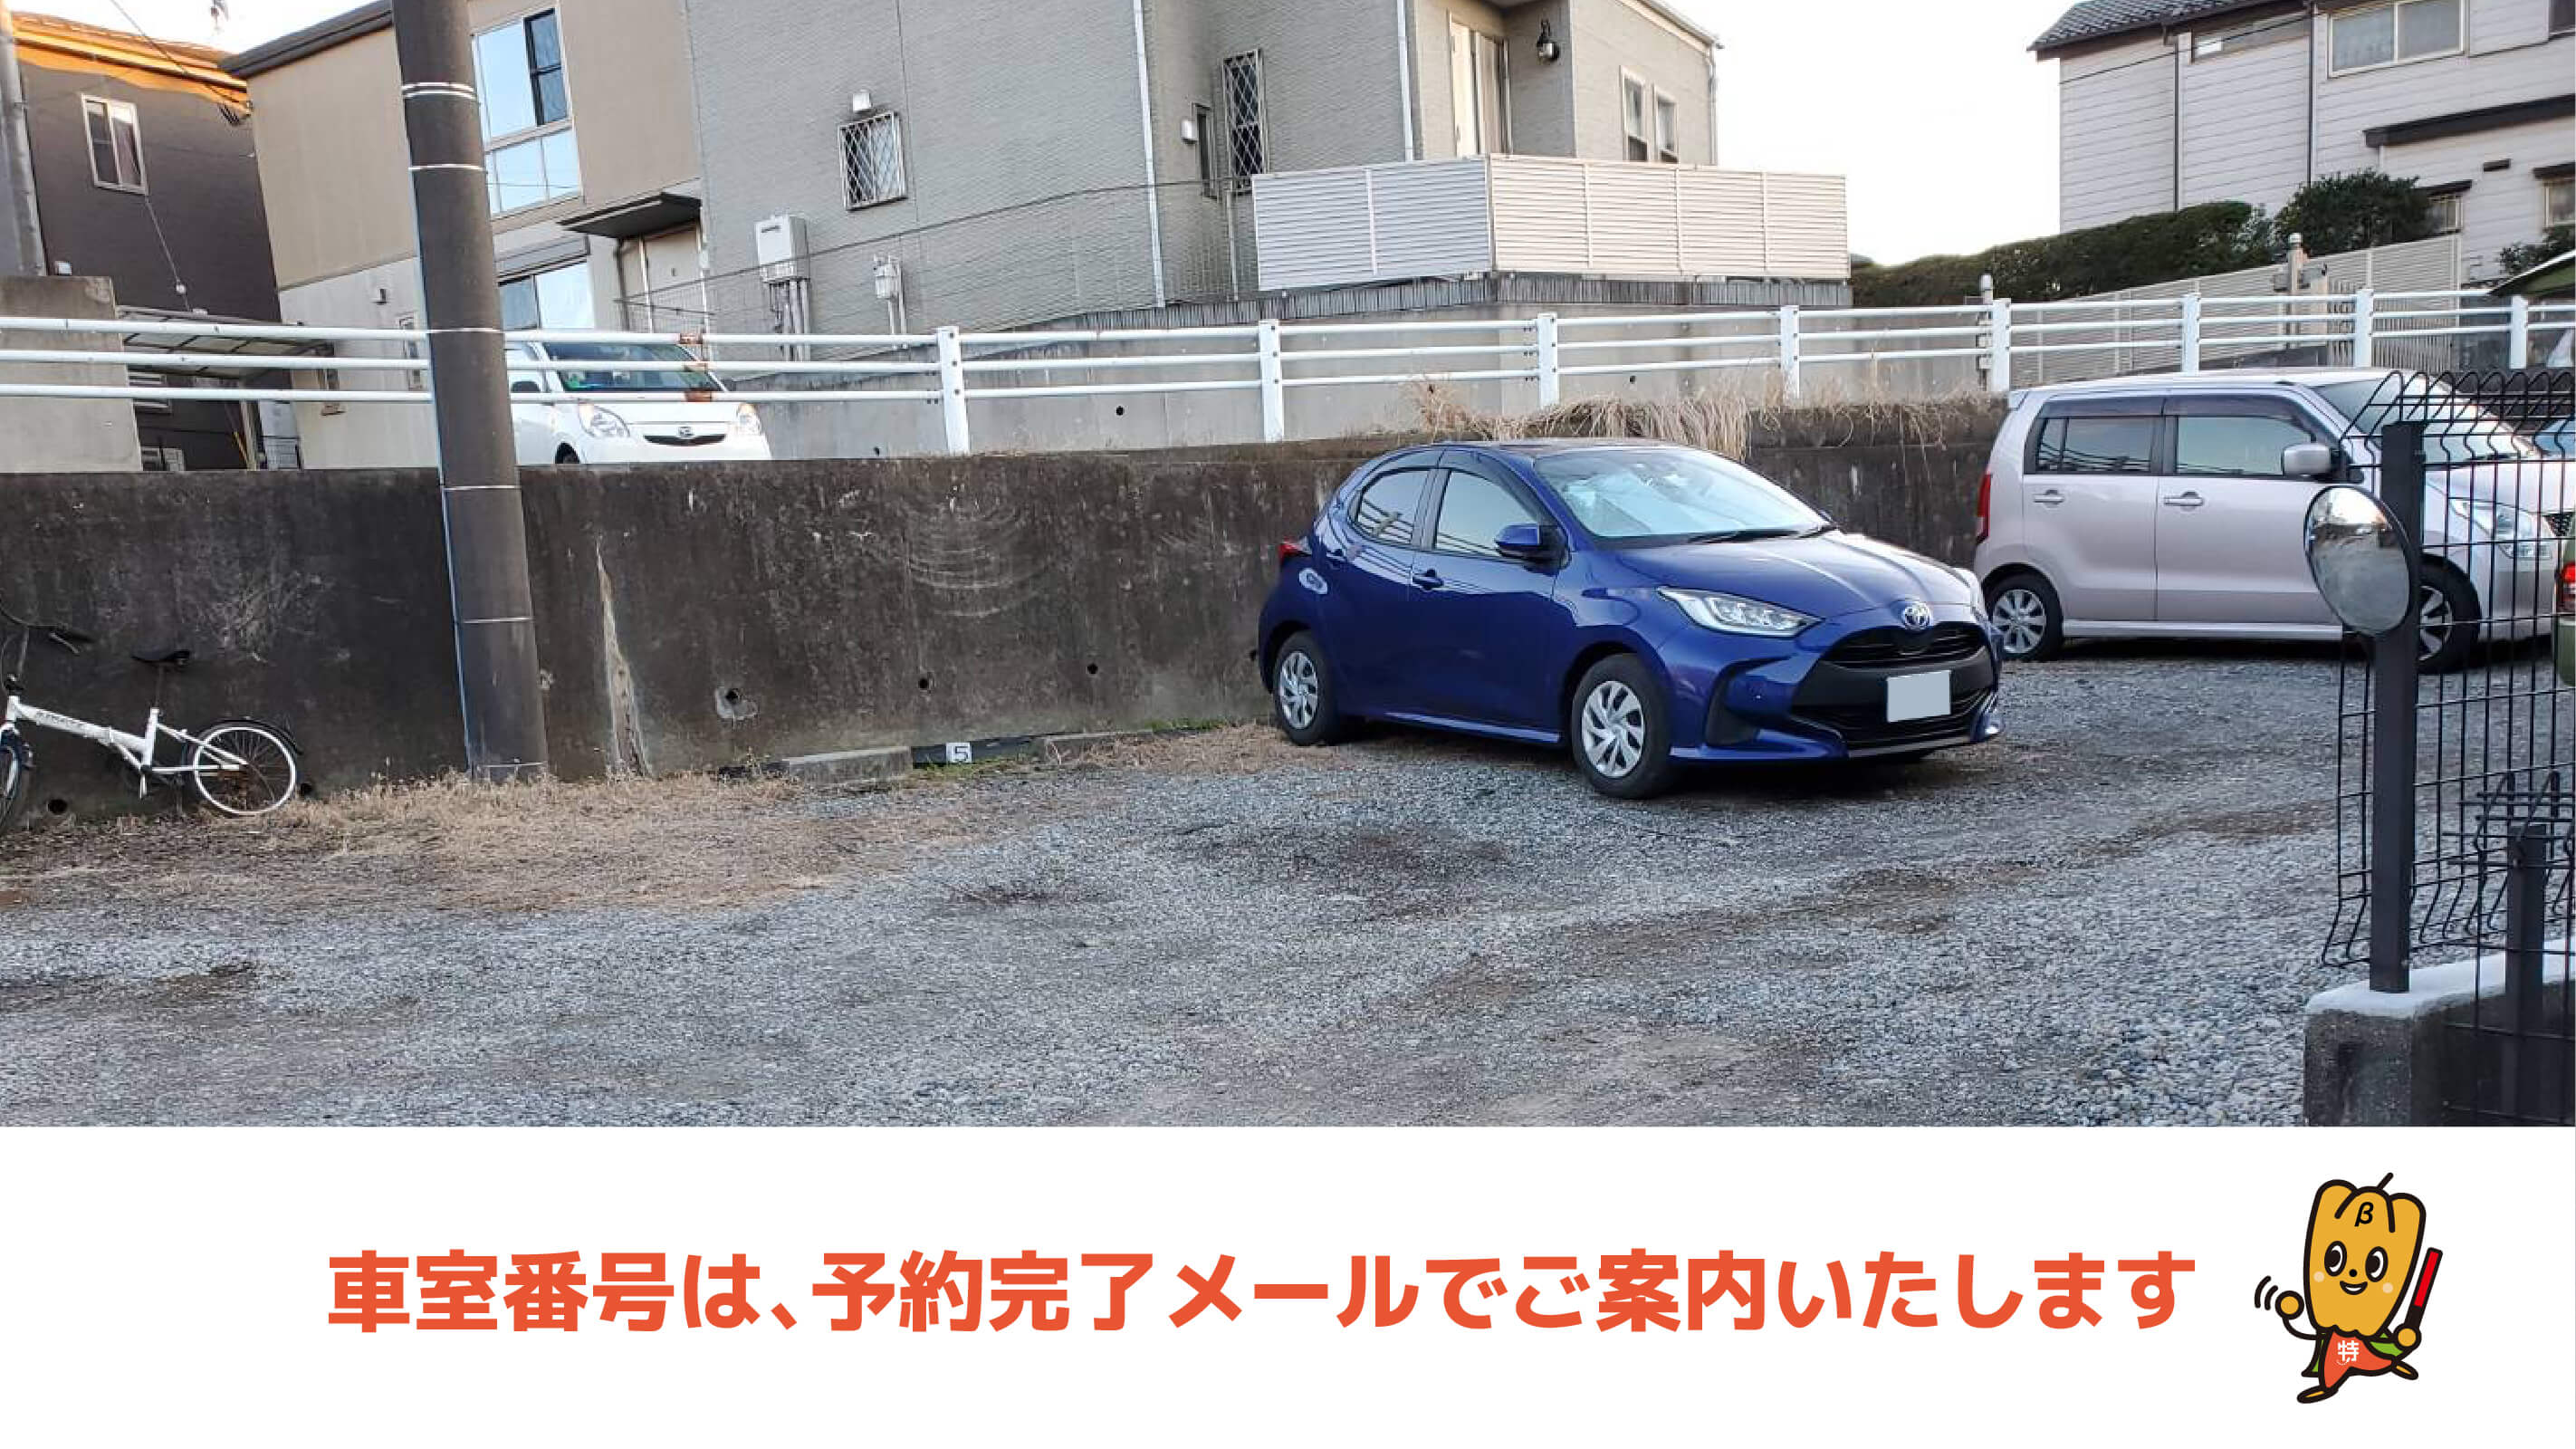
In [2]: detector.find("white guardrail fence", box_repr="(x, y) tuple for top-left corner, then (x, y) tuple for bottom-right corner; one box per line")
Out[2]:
(3, 290), (2571, 456)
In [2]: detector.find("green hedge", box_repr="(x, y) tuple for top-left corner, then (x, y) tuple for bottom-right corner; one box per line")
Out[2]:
(1852, 202), (2274, 308)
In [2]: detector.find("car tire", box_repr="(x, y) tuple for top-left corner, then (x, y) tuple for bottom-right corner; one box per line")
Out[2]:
(1570, 654), (1679, 800)
(1270, 631), (1352, 746)
(1986, 571), (2064, 663)
(2416, 564), (2480, 675)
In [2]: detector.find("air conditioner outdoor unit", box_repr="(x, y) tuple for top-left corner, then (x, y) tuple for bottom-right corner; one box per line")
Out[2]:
(755, 215), (810, 283)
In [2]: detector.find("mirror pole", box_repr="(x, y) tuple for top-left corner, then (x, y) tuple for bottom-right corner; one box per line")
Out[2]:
(2367, 420), (2426, 994)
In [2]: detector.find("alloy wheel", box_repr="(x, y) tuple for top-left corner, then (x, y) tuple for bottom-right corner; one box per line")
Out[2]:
(1277, 650), (1320, 730)
(1992, 587), (2047, 657)
(2417, 583), (2454, 663)
(1581, 680), (1645, 778)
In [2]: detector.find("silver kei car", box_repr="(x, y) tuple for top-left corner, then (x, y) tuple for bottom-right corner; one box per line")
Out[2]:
(1971, 369), (2571, 672)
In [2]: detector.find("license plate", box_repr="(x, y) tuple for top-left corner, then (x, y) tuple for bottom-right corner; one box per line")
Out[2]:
(1886, 670), (1950, 723)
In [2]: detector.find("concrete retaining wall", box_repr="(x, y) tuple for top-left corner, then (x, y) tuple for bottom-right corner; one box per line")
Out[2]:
(1, 409), (2002, 820)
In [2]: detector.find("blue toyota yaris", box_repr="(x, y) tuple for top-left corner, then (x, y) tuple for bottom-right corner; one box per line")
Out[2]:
(1255, 440), (2002, 797)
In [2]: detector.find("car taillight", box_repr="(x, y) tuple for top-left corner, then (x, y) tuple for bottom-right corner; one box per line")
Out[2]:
(2561, 559), (2575, 612)
(1974, 471), (1993, 545)
(1278, 539), (1311, 565)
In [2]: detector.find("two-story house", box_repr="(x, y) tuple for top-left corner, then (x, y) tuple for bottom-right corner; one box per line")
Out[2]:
(4, 8), (283, 468)
(686, 0), (1758, 338)
(2037, 0), (2574, 281)
(223, 0), (706, 466)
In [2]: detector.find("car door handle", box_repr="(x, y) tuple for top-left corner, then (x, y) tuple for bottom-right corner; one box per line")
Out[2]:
(2162, 492), (2206, 510)
(2031, 489), (2065, 506)
(1412, 570), (1445, 590)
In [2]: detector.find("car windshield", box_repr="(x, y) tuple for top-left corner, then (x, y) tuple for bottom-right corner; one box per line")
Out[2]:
(2313, 374), (2542, 466)
(1528, 446), (1826, 545)
(545, 341), (719, 394)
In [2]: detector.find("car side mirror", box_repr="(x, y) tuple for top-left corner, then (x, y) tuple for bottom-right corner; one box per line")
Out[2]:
(2282, 442), (2336, 479)
(1495, 523), (1561, 566)
(510, 379), (541, 395)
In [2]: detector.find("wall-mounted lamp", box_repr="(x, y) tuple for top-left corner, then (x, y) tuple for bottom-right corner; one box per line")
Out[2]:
(1535, 20), (1562, 63)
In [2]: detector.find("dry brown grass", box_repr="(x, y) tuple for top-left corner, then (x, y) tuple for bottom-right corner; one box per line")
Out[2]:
(0, 769), (996, 915)
(1407, 379), (1999, 456)
(0, 727), (1330, 916)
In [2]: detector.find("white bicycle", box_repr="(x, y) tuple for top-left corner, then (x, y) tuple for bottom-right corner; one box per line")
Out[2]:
(0, 601), (302, 830)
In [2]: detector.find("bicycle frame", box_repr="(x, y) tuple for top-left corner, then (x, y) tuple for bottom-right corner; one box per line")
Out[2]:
(2, 692), (249, 798)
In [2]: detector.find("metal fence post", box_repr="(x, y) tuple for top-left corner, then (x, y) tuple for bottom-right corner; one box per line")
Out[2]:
(2506, 294), (2532, 369)
(2179, 293), (2203, 373)
(1776, 304), (1801, 401)
(1534, 312), (1561, 408)
(2351, 289), (2376, 368)
(1257, 318), (1287, 444)
(2368, 418), (2426, 993)
(935, 325), (971, 455)
(1985, 299), (2012, 395)
(2499, 820), (2552, 1119)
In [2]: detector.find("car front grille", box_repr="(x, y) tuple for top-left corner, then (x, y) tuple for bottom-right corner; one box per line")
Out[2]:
(1824, 623), (1988, 669)
(645, 431), (728, 447)
(1797, 687), (1995, 753)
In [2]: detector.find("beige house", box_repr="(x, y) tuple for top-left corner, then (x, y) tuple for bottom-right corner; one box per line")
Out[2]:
(224, 0), (703, 465)
(2038, 0), (2575, 282)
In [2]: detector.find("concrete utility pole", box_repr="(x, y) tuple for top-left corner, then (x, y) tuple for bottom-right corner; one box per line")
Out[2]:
(391, 0), (550, 781)
(0, 0), (48, 277)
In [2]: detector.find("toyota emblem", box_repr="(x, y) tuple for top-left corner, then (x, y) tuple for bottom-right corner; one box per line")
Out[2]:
(676, 426), (694, 438)
(1901, 601), (1935, 631)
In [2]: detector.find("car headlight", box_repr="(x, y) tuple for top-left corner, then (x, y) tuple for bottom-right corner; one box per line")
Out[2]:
(1657, 588), (1818, 638)
(733, 401), (764, 438)
(2449, 497), (2552, 561)
(578, 403), (631, 439)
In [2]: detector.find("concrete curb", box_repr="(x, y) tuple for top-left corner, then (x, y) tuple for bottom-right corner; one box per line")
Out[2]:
(724, 724), (1235, 789)
(2303, 938), (2572, 1126)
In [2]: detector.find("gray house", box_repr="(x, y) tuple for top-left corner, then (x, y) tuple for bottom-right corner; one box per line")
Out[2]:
(687, 0), (1802, 339)
(2037, 0), (2574, 281)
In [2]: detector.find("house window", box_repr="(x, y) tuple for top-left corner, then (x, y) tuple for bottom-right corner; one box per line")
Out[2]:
(1653, 91), (1680, 164)
(1621, 72), (1650, 162)
(2423, 187), (2464, 235)
(1448, 20), (1508, 158)
(82, 96), (144, 192)
(474, 8), (579, 214)
(1193, 102), (1217, 193)
(498, 261), (595, 332)
(2542, 173), (2574, 229)
(841, 110), (906, 210)
(1222, 52), (1266, 188)
(2329, 0), (2462, 74)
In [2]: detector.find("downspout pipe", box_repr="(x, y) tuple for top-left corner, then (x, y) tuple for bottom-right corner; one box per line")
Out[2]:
(1130, 0), (1168, 308)
(1393, 0), (1417, 161)
(0, 1), (47, 277)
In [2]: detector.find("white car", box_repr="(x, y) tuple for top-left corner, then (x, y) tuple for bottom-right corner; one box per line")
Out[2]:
(503, 340), (772, 465)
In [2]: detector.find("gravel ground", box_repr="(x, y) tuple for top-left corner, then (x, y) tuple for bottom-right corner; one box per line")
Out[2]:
(0, 641), (2443, 1126)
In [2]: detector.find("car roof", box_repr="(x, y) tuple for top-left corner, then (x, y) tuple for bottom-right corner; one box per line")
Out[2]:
(2011, 368), (2394, 405)
(1461, 438), (1691, 455)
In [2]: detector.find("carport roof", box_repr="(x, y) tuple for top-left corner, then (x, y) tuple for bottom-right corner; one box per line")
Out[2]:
(2031, 0), (2292, 55)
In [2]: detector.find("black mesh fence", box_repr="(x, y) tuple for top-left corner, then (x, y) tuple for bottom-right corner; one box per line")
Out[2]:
(2326, 368), (2575, 1124)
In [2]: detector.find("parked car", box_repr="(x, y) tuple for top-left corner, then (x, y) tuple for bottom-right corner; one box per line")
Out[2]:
(2558, 529), (2574, 686)
(1973, 369), (2572, 672)
(503, 340), (771, 465)
(1255, 441), (2000, 798)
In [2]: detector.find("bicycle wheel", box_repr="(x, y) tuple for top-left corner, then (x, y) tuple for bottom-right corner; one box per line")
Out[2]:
(187, 720), (301, 818)
(0, 731), (28, 834)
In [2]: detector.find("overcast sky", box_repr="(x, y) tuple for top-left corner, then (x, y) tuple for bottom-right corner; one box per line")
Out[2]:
(33, 0), (2071, 264)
